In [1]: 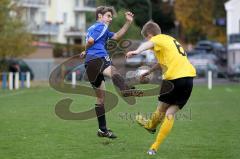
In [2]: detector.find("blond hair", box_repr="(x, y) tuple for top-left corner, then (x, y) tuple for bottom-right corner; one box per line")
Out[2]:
(141, 21), (161, 38)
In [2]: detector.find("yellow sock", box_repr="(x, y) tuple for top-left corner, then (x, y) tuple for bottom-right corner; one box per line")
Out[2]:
(150, 115), (174, 151)
(145, 109), (165, 130)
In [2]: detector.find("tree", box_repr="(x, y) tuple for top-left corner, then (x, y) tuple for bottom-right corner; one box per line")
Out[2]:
(98, 0), (175, 33)
(0, 0), (34, 58)
(211, 0), (228, 43)
(152, 0), (175, 34)
(174, 0), (227, 43)
(110, 9), (142, 40)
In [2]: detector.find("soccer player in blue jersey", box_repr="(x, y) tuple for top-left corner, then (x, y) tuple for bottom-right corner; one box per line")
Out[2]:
(80, 6), (140, 138)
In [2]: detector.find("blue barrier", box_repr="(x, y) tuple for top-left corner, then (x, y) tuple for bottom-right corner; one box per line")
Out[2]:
(2, 72), (7, 89)
(21, 72), (25, 88)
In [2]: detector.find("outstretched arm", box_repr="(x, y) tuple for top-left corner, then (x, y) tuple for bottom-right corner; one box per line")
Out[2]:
(126, 41), (154, 58)
(111, 12), (134, 40)
(140, 63), (160, 80)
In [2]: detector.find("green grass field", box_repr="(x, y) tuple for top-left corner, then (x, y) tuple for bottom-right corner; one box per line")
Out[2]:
(1, 83), (240, 159)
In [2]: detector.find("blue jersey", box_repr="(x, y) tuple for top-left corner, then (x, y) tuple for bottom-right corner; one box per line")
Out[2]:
(85, 22), (115, 62)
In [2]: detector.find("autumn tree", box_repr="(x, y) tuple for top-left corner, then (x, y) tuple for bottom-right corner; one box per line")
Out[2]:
(0, 0), (34, 58)
(174, 0), (227, 43)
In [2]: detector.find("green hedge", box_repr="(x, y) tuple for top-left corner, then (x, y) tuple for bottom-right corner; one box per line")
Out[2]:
(53, 43), (85, 58)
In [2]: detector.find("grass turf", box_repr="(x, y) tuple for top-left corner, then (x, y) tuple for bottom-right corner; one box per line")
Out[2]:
(0, 83), (240, 159)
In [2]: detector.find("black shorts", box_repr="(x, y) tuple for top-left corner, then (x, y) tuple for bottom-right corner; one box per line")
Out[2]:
(85, 57), (112, 88)
(158, 77), (193, 109)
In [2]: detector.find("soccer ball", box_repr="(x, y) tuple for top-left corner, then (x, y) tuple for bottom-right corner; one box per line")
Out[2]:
(136, 66), (153, 84)
(125, 66), (153, 84)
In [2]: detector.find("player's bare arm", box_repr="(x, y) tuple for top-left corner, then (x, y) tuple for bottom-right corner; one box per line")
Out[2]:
(111, 12), (134, 40)
(145, 63), (160, 75)
(140, 63), (160, 80)
(80, 37), (95, 58)
(126, 41), (154, 58)
(86, 37), (95, 48)
(80, 51), (86, 58)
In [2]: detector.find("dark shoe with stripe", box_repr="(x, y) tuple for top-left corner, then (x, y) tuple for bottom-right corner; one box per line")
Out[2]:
(121, 89), (144, 97)
(97, 129), (117, 139)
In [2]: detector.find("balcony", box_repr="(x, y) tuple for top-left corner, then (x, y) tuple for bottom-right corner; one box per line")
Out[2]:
(228, 34), (240, 50)
(28, 23), (59, 36)
(229, 33), (240, 44)
(15, 0), (46, 8)
(65, 27), (86, 37)
(74, 0), (96, 12)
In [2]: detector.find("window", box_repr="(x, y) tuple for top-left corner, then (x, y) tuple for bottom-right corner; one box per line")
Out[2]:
(75, 14), (79, 28)
(41, 12), (46, 24)
(75, 0), (79, 6)
(233, 51), (235, 65)
(239, 19), (240, 33)
(63, 13), (67, 24)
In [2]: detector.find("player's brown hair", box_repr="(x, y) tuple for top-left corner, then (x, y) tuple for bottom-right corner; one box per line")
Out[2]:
(95, 6), (115, 20)
(141, 21), (161, 38)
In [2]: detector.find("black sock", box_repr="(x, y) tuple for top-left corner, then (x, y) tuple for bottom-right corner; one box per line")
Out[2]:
(112, 74), (129, 91)
(95, 104), (107, 132)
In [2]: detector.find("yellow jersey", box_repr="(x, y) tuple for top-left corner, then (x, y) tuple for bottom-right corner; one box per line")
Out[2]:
(150, 34), (196, 80)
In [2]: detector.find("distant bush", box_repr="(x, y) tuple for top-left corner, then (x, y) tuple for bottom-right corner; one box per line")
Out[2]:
(53, 44), (64, 58)
(71, 45), (85, 56)
(53, 43), (85, 58)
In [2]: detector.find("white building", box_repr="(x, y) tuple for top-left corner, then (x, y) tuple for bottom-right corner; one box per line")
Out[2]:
(14, 0), (96, 44)
(225, 0), (240, 71)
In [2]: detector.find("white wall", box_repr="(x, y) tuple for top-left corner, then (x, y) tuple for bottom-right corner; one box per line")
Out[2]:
(225, 0), (240, 35)
(225, 0), (240, 70)
(57, 0), (75, 43)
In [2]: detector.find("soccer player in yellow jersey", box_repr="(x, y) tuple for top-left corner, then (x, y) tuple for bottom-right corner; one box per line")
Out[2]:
(126, 21), (196, 155)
